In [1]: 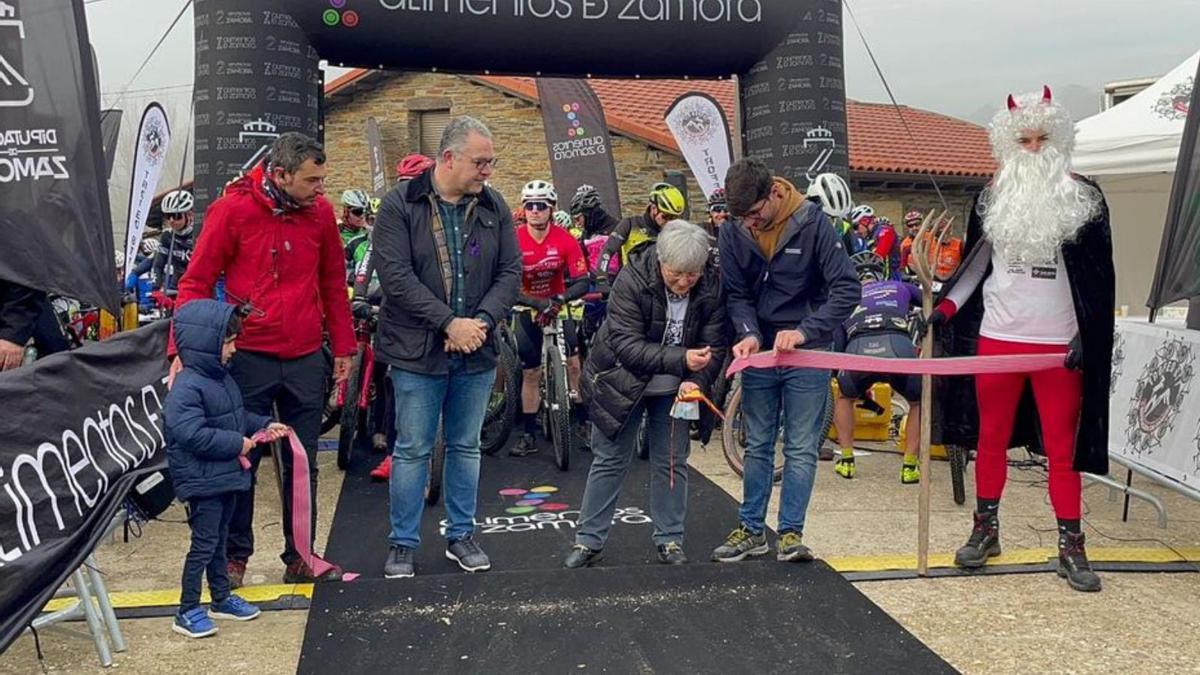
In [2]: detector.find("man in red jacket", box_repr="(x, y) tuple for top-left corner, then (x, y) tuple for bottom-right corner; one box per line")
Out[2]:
(169, 132), (355, 586)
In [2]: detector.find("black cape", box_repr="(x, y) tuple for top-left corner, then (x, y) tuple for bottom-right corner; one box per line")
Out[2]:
(934, 177), (1114, 475)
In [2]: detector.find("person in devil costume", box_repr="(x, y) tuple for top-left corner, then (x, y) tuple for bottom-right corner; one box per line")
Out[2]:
(929, 86), (1114, 592)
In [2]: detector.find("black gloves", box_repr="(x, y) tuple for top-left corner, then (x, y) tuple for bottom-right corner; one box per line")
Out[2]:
(1064, 333), (1083, 371)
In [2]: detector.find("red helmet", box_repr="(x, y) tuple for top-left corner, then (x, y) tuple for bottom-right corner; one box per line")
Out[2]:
(904, 209), (923, 226)
(396, 154), (435, 180)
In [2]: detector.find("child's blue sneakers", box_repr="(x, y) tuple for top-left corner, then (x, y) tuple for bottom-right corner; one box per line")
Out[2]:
(209, 594), (261, 621)
(173, 607), (218, 638)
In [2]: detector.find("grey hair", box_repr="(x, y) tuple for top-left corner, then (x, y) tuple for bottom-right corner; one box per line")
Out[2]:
(438, 115), (493, 160)
(657, 220), (711, 273)
(268, 132), (325, 174)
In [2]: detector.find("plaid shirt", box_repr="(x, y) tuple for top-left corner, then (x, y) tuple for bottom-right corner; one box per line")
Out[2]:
(436, 198), (470, 317)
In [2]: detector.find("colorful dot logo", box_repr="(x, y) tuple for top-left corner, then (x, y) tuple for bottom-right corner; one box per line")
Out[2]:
(498, 485), (569, 514)
(323, 0), (358, 28)
(564, 102), (586, 138)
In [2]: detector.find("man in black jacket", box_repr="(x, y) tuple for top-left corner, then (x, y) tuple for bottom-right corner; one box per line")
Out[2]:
(372, 116), (521, 579)
(566, 221), (727, 568)
(0, 280), (66, 369)
(713, 158), (859, 564)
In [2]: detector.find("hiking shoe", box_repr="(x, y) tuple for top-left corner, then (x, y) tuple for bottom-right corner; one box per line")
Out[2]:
(509, 433), (539, 457)
(383, 546), (415, 579)
(284, 559), (344, 584)
(209, 594), (261, 621)
(657, 542), (688, 565)
(1057, 532), (1102, 592)
(954, 512), (1001, 568)
(818, 445), (835, 461)
(711, 525), (769, 563)
(447, 536), (492, 572)
(564, 544), (603, 569)
(776, 530), (814, 562)
(173, 607), (218, 639)
(227, 560), (247, 590)
(834, 456), (856, 479)
(900, 462), (920, 484)
(370, 455), (392, 482)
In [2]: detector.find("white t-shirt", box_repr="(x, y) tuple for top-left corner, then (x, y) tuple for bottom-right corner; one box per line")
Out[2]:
(980, 247), (1077, 344)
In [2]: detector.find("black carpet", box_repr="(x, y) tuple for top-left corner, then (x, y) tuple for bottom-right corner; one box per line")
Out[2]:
(300, 438), (953, 673)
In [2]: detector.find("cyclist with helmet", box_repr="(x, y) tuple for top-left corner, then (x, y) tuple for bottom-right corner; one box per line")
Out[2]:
(850, 206), (901, 281)
(831, 261), (924, 484)
(151, 189), (197, 292)
(367, 197), (383, 228)
(705, 188), (729, 236)
(596, 183), (686, 284)
(570, 184), (619, 240)
(807, 173), (858, 254)
(395, 153), (435, 184)
(339, 188), (372, 281)
(899, 209), (923, 272)
(511, 180), (590, 457)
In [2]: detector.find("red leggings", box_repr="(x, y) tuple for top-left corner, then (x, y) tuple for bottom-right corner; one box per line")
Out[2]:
(974, 336), (1082, 519)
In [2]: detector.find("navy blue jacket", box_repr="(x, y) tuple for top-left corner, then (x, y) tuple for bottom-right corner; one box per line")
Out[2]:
(718, 199), (860, 349)
(164, 300), (271, 500)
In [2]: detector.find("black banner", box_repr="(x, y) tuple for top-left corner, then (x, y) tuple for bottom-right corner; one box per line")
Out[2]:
(0, 0), (118, 314)
(280, 0), (805, 78)
(365, 116), (387, 199)
(536, 78), (622, 217)
(99, 109), (123, 180)
(1148, 56), (1200, 312)
(0, 322), (169, 654)
(739, 0), (848, 185)
(192, 0), (321, 224)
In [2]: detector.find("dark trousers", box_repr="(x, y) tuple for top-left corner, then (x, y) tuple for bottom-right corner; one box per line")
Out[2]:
(227, 349), (329, 565)
(180, 492), (237, 612)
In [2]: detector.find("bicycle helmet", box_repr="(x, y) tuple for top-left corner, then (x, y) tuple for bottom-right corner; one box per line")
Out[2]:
(161, 189), (194, 215)
(521, 179), (557, 205)
(570, 184), (602, 215)
(140, 237), (161, 257)
(553, 210), (572, 228)
(369, 197), (382, 215)
(396, 153), (435, 180)
(855, 262), (885, 283)
(807, 173), (852, 218)
(904, 209), (923, 227)
(341, 189), (370, 210)
(849, 204), (874, 225)
(707, 188), (727, 211)
(649, 183), (686, 218)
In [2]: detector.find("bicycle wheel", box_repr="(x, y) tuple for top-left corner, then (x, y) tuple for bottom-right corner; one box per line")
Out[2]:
(336, 347), (366, 470)
(545, 348), (573, 471)
(949, 444), (968, 506)
(426, 426), (445, 506)
(481, 325), (521, 456)
(720, 380), (785, 481)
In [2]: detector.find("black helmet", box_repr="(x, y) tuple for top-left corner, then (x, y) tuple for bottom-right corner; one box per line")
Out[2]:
(570, 184), (601, 216)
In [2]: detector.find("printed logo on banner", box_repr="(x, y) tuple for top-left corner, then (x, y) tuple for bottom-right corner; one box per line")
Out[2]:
(142, 116), (168, 165)
(438, 484), (650, 536)
(1110, 329), (1126, 395)
(1153, 77), (1193, 121)
(1124, 338), (1196, 455)
(0, 3), (35, 108)
(562, 102), (586, 138)
(673, 99), (719, 144)
(322, 0), (359, 28)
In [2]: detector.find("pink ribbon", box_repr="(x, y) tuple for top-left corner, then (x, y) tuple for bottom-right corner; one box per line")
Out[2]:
(253, 430), (358, 582)
(726, 350), (1067, 378)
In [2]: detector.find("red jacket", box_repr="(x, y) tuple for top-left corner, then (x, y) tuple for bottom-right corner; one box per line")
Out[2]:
(169, 166), (355, 359)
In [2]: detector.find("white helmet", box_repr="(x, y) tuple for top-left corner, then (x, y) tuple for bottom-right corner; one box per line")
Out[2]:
(521, 180), (557, 205)
(849, 204), (875, 225)
(807, 173), (852, 218)
(161, 189), (194, 215)
(140, 237), (161, 257)
(340, 189), (370, 210)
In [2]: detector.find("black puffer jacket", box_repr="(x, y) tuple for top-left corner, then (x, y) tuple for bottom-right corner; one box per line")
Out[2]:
(581, 244), (727, 439)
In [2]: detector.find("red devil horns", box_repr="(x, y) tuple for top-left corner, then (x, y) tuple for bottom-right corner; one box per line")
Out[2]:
(1007, 86), (1053, 112)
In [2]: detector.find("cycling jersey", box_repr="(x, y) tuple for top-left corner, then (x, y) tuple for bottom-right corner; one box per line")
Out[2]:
(840, 279), (922, 343)
(518, 224), (588, 298)
(341, 225), (370, 282)
(152, 228), (195, 292)
(598, 210), (659, 276)
(868, 222), (902, 280)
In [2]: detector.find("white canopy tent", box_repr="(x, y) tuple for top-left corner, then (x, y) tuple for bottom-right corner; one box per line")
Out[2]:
(1072, 50), (1198, 314)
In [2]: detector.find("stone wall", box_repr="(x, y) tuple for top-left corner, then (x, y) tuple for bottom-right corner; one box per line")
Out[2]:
(323, 72), (710, 222)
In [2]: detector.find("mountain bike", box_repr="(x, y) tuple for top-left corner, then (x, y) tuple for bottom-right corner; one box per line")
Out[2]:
(515, 306), (576, 471)
(720, 373), (835, 481)
(337, 308), (378, 470)
(480, 321), (521, 456)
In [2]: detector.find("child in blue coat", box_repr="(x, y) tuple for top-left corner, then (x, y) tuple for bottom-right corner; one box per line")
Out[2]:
(165, 299), (288, 638)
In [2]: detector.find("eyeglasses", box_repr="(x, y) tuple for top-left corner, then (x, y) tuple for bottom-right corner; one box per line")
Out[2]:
(166, 213), (187, 221)
(459, 154), (499, 171)
(740, 198), (769, 222)
(710, 205), (728, 214)
(524, 202), (551, 212)
(349, 207), (366, 217)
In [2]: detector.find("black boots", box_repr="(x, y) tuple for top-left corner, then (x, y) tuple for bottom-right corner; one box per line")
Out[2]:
(1057, 532), (1102, 592)
(954, 511), (1002, 568)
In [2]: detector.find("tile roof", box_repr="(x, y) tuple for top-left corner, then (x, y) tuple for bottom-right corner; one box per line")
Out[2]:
(327, 70), (996, 179)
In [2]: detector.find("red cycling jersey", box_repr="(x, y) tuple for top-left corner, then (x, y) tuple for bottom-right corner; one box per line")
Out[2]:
(518, 224), (588, 298)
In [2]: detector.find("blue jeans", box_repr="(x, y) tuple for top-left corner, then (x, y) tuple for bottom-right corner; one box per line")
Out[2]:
(388, 361), (496, 549)
(738, 366), (829, 534)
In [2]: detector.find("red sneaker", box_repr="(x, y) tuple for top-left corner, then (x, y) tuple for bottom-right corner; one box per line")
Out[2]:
(370, 456), (392, 482)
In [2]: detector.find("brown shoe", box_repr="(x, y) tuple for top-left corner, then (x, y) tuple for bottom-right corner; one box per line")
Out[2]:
(227, 560), (247, 590)
(283, 559), (344, 584)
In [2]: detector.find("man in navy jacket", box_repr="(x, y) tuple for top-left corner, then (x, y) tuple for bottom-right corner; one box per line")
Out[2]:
(712, 158), (860, 564)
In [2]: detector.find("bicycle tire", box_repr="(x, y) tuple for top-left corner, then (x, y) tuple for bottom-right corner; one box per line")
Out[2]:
(426, 428), (445, 506)
(336, 348), (365, 470)
(721, 379), (797, 482)
(546, 348), (572, 471)
(481, 325), (521, 456)
(949, 444), (967, 506)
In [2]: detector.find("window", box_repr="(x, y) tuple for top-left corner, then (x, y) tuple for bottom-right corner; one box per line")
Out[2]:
(418, 110), (451, 158)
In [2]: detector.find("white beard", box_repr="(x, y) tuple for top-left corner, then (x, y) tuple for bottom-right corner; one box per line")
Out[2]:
(978, 144), (1100, 265)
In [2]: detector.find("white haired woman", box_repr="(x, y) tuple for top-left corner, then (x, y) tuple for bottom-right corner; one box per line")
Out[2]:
(565, 221), (727, 568)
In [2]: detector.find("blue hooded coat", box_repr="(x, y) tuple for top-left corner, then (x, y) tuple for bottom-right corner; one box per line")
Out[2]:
(165, 299), (272, 500)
